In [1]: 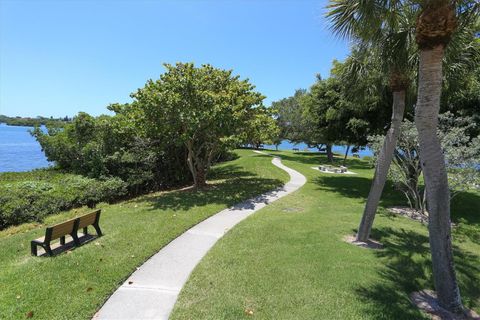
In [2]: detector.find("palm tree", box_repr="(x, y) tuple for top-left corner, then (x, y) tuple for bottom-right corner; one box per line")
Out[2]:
(413, 0), (478, 314)
(327, 1), (416, 242)
(328, 0), (479, 314)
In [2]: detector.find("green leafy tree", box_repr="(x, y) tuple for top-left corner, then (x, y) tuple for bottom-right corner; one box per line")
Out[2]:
(132, 63), (264, 188)
(272, 89), (309, 145)
(300, 64), (382, 163)
(242, 107), (280, 149)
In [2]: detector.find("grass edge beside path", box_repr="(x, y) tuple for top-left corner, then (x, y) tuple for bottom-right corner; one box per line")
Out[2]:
(0, 150), (289, 320)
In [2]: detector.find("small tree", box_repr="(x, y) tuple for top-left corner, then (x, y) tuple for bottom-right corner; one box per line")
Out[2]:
(272, 89), (309, 145)
(243, 108), (280, 149)
(132, 63), (264, 188)
(368, 113), (480, 215)
(368, 121), (425, 213)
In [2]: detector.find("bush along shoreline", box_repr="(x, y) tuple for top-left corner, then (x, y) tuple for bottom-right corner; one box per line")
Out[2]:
(0, 170), (128, 229)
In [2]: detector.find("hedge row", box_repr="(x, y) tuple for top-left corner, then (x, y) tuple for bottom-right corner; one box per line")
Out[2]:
(0, 173), (127, 229)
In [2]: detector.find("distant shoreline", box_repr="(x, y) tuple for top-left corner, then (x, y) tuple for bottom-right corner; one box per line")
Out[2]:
(0, 115), (69, 128)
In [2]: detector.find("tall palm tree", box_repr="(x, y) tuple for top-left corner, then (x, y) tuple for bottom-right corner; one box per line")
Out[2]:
(327, 1), (415, 242)
(414, 0), (478, 314)
(328, 0), (479, 314)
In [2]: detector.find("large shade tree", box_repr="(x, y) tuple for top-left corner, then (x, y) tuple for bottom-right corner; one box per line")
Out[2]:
(300, 70), (372, 163)
(132, 63), (265, 188)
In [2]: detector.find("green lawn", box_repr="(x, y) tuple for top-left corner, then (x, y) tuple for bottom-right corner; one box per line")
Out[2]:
(0, 150), (289, 320)
(171, 151), (480, 320)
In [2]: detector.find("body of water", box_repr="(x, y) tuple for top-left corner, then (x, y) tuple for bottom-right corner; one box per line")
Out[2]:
(0, 123), (51, 172)
(263, 140), (374, 158)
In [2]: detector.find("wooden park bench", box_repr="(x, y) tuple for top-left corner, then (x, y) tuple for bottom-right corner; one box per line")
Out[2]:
(31, 209), (102, 256)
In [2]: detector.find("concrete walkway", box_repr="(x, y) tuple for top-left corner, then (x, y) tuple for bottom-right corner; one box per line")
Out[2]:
(94, 151), (306, 320)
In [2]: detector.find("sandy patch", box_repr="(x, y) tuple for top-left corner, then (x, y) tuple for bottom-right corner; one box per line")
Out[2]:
(411, 290), (480, 320)
(311, 166), (357, 175)
(343, 235), (383, 249)
(387, 206), (428, 224)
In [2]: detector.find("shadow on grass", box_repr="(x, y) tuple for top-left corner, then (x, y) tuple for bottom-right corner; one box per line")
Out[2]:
(451, 191), (480, 225)
(132, 164), (284, 211)
(36, 233), (98, 257)
(355, 227), (480, 319)
(269, 152), (372, 170)
(451, 191), (480, 246)
(312, 174), (406, 208)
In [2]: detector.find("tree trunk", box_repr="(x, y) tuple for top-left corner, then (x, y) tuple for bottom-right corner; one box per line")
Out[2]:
(415, 45), (463, 313)
(186, 141), (208, 189)
(195, 165), (207, 188)
(186, 144), (197, 187)
(343, 145), (350, 166)
(326, 144), (334, 163)
(356, 90), (406, 242)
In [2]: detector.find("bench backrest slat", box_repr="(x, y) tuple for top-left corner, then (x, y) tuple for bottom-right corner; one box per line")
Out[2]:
(77, 210), (100, 229)
(49, 219), (77, 240)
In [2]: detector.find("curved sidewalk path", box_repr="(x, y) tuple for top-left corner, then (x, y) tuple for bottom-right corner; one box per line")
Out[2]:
(94, 151), (306, 320)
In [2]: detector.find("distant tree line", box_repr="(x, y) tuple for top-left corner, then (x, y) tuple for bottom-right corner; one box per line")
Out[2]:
(0, 114), (70, 127)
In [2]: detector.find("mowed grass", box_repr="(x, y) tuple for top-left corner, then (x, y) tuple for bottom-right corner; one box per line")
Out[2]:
(0, 150), (289, 320)
(171, 151), (480, 320)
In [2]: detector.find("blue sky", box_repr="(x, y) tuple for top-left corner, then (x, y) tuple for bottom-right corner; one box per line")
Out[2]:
(0, 0), (349, 118)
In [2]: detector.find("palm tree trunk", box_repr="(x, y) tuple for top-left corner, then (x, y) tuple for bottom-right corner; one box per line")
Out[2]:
(356, 90), (405, 242)
(415, 45), (463, 313)
(343, 145), (350, 166)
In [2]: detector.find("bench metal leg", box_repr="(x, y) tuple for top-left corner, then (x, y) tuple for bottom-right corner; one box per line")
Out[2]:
(44, 244), (53, 256)
(83, 227), (88, 235)
(60, 236), (66, 245)
(93, 223), (103, 237)
(71, 233), (81, 246)
(31, 242), (38, 256)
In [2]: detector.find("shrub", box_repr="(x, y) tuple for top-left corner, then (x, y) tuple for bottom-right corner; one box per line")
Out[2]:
(0, 172), (128, 230)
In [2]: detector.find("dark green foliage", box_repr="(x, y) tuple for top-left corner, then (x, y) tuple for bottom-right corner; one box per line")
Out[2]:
(32, 111), (191, 194)
(0, 171), (127, 229)
(300, 63), (390, 148)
